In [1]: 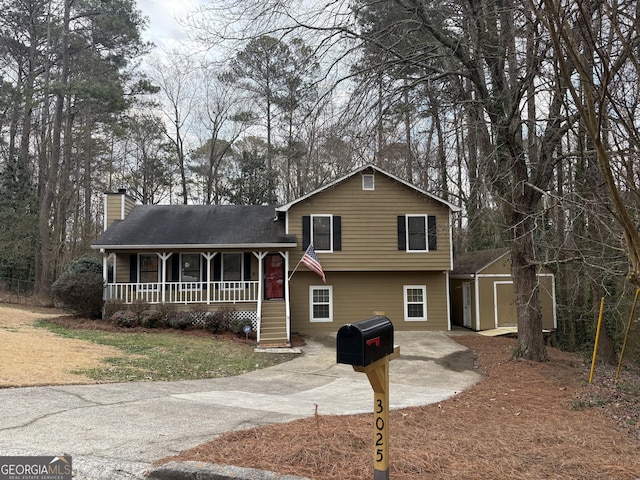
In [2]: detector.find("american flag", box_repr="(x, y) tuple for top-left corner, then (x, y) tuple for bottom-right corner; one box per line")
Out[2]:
(301, 244), (326, 283)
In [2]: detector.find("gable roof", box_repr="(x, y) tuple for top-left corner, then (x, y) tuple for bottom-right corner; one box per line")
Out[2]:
(451, 248), (510, 275)
(92, 205), (296, 250)
(276, 164), (461, 213)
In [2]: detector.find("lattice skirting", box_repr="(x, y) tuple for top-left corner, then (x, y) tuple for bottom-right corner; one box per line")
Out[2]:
(189, 310), (257, 331)
(232, 310), (258, 331)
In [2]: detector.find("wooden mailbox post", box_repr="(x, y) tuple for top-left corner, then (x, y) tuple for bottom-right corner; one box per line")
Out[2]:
(337, 316), (400, 480)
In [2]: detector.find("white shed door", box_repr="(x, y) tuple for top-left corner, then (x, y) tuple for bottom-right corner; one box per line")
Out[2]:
(462, 282), (472, 329)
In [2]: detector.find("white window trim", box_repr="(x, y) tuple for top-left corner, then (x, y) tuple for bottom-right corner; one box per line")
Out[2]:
(406, 214), (429, 253)
(311, 214), (333, 253)
(404, 285), (427, 321)
(362, 173), (375, 190)
(309, 285), (333, 322)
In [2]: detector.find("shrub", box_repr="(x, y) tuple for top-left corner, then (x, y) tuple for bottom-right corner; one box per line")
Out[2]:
(226, 315), (252, 335)
(52, 257), (104, 318)
(141, 310), (165, 328)
(104, 300), (127, 319)
(203, 311), (225, 334)
(110, 310), (139, 328)
(65, 256), (102, 275)
(158, 303), (177, 325)
(129, 300), (149, 322)
(168, 312), (192, 330)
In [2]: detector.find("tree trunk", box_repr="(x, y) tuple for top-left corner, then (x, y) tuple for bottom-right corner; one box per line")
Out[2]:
(511, 209), (546, 361)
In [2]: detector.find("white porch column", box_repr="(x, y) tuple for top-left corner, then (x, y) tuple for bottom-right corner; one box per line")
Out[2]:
(282, 250), (291, 344)
(253, 251), (268, 344)
(101, 249), (108, 302)
(202, 252), (217, 304)
(158, 253), (172, 304)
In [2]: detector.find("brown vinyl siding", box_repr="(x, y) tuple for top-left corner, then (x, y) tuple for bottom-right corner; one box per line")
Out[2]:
(481, 254), (511, 275)
(105, 192), (136, 229)
(289, 271), (449, 334)
(287, 172), (452, 272)
(105, 194), (123, 229)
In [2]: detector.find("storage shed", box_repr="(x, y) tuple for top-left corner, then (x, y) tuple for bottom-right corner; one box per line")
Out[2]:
(450, 248), (556, 332)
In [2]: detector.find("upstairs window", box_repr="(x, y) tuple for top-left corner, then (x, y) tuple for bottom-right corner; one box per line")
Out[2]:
(397, 215), (437, 252)
(302, 215), (342, 253)
(313, 215), (332, 251)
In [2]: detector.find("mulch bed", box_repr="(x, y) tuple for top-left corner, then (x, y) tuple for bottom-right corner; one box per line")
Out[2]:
(162, 336), (640, 480)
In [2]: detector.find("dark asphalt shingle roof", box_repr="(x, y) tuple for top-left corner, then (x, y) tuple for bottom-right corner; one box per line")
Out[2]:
(451, 248), (510, 274)
(93, 205), (297, 249)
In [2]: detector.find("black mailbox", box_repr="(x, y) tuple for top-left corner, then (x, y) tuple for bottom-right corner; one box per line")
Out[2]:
(336, 316), (394, 367)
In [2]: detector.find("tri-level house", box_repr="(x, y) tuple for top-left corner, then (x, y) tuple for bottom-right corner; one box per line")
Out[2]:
(91, 164), (460, 346)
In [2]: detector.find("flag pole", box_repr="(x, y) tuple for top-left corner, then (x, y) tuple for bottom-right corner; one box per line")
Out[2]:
(288, 244), (312, 281)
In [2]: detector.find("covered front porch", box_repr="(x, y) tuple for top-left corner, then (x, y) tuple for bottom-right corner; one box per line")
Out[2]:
(99, 249), (291, 346)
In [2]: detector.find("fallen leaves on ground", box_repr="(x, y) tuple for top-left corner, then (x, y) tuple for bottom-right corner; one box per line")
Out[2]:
(163, 336), (640, 480)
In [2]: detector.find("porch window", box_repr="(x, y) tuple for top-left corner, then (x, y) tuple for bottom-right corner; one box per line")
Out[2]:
(181, 253), (201, 282)
(404, 285), (427, 321)
(222, 253), (242, 281)
(139, 254), (159, 283)
(312, 215), (332, 252)
(310, 286), (333, 322)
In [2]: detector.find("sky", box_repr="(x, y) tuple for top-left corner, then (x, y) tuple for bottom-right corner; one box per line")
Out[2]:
(136, 0), (202, 50)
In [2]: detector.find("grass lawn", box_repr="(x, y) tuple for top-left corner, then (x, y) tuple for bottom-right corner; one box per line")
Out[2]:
(36, 319), (297, 383)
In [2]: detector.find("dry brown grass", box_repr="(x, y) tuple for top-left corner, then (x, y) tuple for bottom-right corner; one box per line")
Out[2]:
(164, 336), (640, 480)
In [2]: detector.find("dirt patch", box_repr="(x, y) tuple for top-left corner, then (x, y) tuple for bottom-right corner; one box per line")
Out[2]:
(164, 336), (640, 480)
(0, 305), (125, 387)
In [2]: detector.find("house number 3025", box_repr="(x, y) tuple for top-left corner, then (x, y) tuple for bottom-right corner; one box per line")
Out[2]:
(375, 398), (385, 462)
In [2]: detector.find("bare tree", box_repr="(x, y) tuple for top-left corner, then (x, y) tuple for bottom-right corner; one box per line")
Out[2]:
(535, 0), (640, 289)
(148, 50), (199, 204)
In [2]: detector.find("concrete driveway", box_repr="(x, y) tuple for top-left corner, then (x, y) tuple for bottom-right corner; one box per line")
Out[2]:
(0, 331), (482, 479)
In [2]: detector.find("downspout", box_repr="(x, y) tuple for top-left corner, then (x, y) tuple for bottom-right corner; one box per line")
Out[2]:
(445, 270), (451, 330)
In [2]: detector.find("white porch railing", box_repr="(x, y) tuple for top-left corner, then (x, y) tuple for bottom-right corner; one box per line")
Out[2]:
(105, 281), (260, 304)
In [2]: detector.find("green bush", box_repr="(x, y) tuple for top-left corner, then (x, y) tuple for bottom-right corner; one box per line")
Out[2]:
(52, 257), (104, 318)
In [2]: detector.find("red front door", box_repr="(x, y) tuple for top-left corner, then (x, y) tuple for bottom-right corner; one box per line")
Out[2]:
(264, 254), (284, 299)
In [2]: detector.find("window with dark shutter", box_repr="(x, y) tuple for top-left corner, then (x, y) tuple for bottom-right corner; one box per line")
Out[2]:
(303, 214), (341, 252)
(398, 215), (437, 252)
(427, 216), (437, 251)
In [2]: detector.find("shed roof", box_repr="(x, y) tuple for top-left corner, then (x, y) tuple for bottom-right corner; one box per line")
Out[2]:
(451, 248), (510, 275)
(92, 205), (297, 250)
